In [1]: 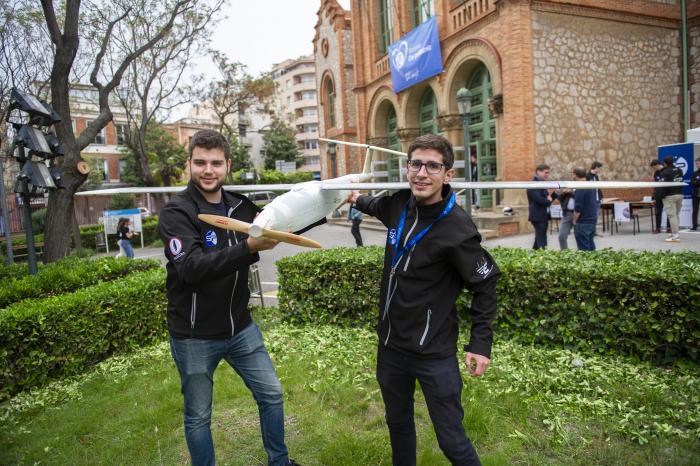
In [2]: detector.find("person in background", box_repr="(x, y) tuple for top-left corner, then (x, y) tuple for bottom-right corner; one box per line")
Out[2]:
(573, 168), (597, 251)
(470, 153), (480, 211)
(650, 159), (671, 234)
(348, 203), (364, 247)
(661, 155), (684, 242)
(527, 164), (554, 249)
(557, 185), (575, 250)
(691, 158), (700, 231)
(586, 161), (603, 234)
(116, 217), (135, 258)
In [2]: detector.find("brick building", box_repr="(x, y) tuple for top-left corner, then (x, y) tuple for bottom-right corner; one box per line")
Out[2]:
(68, 83), (129, 185)
(314, 0), (699, 221)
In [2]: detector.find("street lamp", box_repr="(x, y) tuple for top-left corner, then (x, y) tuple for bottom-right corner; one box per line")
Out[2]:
(456, 87), (473, 211)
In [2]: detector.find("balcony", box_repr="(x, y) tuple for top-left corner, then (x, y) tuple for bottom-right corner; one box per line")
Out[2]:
(292, 98), (317, 110)
(450, 0), (496, 34)
(295, 131), (318, 142)
(291, 80), (316, 93)
(294, 114), (318, 126)
(375, 55), (389, 80)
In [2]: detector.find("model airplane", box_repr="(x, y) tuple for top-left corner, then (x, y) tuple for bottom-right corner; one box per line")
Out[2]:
(77, 138), (687, 248)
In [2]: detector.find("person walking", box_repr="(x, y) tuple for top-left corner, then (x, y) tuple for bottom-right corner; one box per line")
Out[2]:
(527, 164), (554, 249)
(573, 168), (597, 251)
(347, 134), (500, 466)
(650, 159), (671, 234)
(348, 203), (364, 246)
(660, 155), (684, 242)
(116, 217), (135, 258)
(557, 187), (575, 250)
(157, 129), (301, 466)
(691, 158), (700, 231)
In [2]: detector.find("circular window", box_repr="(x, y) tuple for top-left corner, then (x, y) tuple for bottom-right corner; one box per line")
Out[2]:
(321, 38), (329, 57)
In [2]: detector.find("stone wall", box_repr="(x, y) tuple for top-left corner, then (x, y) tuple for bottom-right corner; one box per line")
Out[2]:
(531, 11), (681, 181)
(689, 22), (700, 130)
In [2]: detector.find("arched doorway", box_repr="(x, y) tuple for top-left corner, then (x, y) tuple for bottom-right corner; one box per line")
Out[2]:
(418, 88), (438, 135)
(466, 64), (497, 208)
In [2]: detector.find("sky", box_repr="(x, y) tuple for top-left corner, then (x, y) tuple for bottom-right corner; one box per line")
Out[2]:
(197, 0), (351, 78)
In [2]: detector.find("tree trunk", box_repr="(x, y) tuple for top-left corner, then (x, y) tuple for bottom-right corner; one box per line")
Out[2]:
(71, 211), (82, 251)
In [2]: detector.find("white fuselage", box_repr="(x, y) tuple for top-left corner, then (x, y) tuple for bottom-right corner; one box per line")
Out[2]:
(247, 173), (370, 237)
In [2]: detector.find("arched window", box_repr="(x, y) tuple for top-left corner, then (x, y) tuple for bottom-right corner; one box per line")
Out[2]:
(465, 63), (497, 208)
(325, 78), (336, 128)
(418, 88), (438, 135)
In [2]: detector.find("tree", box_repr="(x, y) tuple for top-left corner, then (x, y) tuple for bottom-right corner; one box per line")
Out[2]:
(0, 1), (51, 158)
(263, 118), (302, 170)
(200, 50), (275, 148)
(40, 0), (199, 261)
(116, 0), (224, 186)
(228, 135), (251, 173)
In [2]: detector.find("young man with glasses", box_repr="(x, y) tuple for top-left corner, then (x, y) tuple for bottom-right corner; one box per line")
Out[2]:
(347, 134), (500, 466)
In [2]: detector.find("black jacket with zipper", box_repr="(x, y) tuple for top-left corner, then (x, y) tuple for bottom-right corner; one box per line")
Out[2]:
(157, 181), (261, 339)
(356, 185), (501, 359)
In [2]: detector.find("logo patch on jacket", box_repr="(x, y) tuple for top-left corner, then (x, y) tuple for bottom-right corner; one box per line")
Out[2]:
(389, 228), (397, 245)
(204, 230), (218, 247)
(475, 256), (494, 279)
(169, 237), (185, 261)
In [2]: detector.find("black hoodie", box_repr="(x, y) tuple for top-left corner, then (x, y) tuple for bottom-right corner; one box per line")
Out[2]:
(356, 185), (500, 359)
(157, 181), (260, 339)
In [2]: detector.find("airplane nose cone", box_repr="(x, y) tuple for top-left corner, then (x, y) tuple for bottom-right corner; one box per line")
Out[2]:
(248, 224), (263, 237)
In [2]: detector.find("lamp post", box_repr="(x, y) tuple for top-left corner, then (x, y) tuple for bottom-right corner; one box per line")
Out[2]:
(456, 87), (473, 210)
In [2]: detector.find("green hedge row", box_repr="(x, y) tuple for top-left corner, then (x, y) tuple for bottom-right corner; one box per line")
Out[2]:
(277, 247), (700, 363)
(0, 256), (160, 309)
(0, 268), (167, 400)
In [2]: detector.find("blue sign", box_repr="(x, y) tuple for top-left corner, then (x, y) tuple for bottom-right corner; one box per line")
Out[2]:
(104, 208), (141, 217)
(388, 16), (443, 94)
(658, 143), (694, 198)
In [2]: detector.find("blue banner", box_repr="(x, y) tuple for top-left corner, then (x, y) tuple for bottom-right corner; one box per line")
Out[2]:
(388, 16), (443, 94)
(658, 143), (694, 198)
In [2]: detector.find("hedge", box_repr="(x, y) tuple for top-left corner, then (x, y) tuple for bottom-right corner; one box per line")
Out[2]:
(277, 247), (700, 363)
(0, 268), (167, 399)
(0, 256), (160, 309)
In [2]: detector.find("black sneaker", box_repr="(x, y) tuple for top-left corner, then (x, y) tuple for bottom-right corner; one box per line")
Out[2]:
(287, 460), (302, 466)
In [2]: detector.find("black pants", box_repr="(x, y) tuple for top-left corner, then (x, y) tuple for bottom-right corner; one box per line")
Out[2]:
(655, 197), (671, 230)
(376, 346), (481, 466)
(351, 219), (363, 246)
(693, 196), (699, 229)
(531, 221), (548, 249)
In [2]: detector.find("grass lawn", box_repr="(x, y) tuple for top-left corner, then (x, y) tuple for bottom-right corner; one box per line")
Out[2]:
(1, 310), (698, 465)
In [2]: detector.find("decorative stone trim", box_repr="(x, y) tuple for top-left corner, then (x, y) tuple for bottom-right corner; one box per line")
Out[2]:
(396, 127), (422, 141)
(437, 114), (464, 131)
(488, 94), (503, 117)
(531, 1), (677, 29)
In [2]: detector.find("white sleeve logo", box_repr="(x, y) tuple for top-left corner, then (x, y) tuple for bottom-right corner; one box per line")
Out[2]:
(169, 238), (186, 261)
(475, 257), (494, 278)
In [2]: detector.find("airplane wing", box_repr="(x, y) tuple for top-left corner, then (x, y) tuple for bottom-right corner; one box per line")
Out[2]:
(76, 184), (297, 196)
(319, 181), (686, 191)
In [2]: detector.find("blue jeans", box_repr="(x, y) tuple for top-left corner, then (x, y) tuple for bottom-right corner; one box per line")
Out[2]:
(574, 222), (596, 251)
(169, 323), (288, 466)
(118, 239), (134, 258)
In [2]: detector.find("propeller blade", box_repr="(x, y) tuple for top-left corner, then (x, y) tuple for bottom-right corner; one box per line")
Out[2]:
(198, 214), (251, 234)
(198, 214), (321, 248)
(260, 228), (322, 249)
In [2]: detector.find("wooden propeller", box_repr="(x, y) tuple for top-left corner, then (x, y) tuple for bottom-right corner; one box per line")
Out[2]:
(198, 214), (322, 249)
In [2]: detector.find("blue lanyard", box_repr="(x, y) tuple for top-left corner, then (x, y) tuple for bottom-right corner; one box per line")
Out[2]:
(391, 192), (455, 269)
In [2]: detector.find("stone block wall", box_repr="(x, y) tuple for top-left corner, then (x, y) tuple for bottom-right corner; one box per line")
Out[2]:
(689, 22), (700, 130)
(531, 11), (681, 181)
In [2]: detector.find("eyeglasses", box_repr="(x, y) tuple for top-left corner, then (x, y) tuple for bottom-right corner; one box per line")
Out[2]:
(407, 159), (445, 175)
